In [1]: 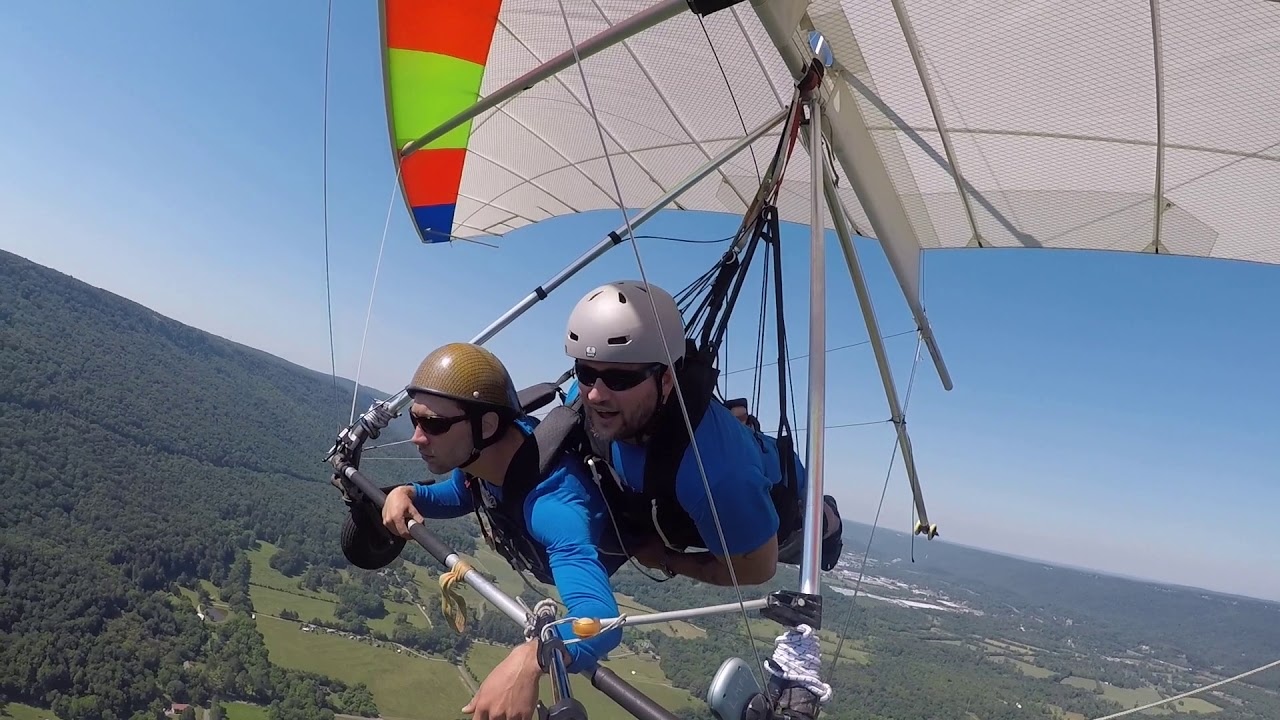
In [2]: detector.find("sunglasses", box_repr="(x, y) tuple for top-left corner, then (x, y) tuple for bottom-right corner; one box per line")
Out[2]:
(409, 413), (469, 436)
(574, 362), (665, 392)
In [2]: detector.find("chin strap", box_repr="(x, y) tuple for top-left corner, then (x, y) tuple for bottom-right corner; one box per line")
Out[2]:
(458, 411), (511, 469)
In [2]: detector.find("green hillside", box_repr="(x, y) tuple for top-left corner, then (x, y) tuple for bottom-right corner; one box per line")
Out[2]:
(0, 249), (471, 719)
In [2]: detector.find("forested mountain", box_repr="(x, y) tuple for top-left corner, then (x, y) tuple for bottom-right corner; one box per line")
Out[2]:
(2, 248), (1276, 720)
(0, 249), (469, 719)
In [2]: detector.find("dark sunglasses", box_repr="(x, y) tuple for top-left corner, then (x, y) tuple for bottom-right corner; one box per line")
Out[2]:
(574, 362), (665, 392)
(409, 413), (469, 436)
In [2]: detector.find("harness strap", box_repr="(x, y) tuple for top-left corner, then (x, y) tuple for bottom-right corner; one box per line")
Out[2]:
(453, 392), (592, 589)
(641, 342), (719, 549)
(535, 405), (585, 477)
(518, 368), (575, 415)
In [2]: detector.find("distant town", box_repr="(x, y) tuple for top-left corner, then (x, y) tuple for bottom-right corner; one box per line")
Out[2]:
(827, 552), (985, 615)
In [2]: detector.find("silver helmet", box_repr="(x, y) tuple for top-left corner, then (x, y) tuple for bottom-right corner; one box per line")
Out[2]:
(564, 280), (686, 366)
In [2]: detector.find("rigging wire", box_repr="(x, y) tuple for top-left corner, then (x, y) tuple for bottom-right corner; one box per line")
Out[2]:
(722, 330), (917, 378)
(553, 0), (769, 690)
(633, 233), (734, 245)
(902, 335), (926, 562)
(696, 16), (761, 185)
(348, 167), (405, 424)
(760, 418), (888, 435)
(320, 0), (338, 389)
(824, 332), (925, 678)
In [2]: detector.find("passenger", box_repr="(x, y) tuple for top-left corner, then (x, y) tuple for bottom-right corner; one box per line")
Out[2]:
(381, 342), (623, 720)
(563, 280), (785, 586)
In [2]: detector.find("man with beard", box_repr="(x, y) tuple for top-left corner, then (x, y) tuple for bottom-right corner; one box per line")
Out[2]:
(381, 342), (623, 720)
(562, 280), (788, 586)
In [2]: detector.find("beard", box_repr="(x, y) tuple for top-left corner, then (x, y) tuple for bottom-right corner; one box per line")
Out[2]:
(586, 402), (656, 444)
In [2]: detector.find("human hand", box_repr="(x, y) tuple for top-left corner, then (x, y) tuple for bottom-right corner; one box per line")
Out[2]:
(461, 640), (542, 720)
(382, 485), (425, 539)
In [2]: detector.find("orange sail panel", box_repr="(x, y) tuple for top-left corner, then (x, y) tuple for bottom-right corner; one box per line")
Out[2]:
(381, 0), (502, 243)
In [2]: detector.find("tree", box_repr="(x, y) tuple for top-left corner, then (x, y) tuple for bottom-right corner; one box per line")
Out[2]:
(165, 679), (188, 703)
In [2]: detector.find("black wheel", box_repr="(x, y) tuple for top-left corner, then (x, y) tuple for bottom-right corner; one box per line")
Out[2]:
(340, 509), (406, 570)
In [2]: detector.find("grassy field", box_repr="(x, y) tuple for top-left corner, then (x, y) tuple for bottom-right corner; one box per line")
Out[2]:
(984, 637), (1045, 655)
(1046, 705), (1087, 720)
(243, 539), (1221, 720)
(991, 655), (1055, 679)
(242, 544), (710, 719)
(0, 703), (64, 720)
(244, 542), (432, 635)
(223, 702), (270, 719)
(249, 583), (340, 622)
(247, 542), (340, 601)
(257, 614), (472, 720)
(1061, 677), (1221, 715)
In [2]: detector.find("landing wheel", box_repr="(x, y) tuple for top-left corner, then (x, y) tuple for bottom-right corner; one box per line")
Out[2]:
(340, 503), (406, 570)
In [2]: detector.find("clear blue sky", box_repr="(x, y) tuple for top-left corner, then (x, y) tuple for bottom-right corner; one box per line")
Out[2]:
(2, 2), (1277, 603)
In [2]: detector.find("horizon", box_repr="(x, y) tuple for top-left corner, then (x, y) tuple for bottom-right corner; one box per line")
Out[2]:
(2, 1), (1278, 604)
(837, 516), (1280, 607)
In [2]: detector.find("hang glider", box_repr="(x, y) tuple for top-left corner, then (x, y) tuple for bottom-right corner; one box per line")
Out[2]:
(328, 2), (1280, 720)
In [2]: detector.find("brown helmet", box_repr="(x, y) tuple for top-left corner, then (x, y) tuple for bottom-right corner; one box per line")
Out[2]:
(405, 342), (522, 420)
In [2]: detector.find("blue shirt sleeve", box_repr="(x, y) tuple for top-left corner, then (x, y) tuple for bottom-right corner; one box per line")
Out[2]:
(411, 470), (475, 519)
(676, 405), (779, 557)
(524, 461), (622, 673)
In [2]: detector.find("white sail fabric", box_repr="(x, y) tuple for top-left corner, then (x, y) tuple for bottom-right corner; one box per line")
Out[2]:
(446, 0), (1280, 270)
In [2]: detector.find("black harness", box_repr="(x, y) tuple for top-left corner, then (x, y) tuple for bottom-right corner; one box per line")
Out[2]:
(462, 388), (586, 586)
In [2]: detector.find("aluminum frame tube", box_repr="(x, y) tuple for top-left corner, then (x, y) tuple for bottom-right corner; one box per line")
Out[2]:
(799, 93), (828, 597)
(339, 465), (529, 624)
(821, 161), (933, 531)
(591, 667), (680, 720)
(597, 598), (769, 628)
(750, 0), (953, 392)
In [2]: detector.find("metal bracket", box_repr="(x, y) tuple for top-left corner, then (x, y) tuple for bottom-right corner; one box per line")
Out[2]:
(324, 399), (400, 469)
(761, 590), (823, 630)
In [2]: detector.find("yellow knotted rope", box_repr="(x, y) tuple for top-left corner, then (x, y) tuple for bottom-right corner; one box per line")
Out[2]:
(438, 559), (473, 633)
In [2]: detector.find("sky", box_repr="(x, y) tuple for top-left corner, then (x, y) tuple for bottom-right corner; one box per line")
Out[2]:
(1, 2), (1278, 603)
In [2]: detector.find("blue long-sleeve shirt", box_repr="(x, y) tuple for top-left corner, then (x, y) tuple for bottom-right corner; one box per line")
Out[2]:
(610, 400), (781, 556)
(567, 379), (794, 556)
(410, 446), (623, 673)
